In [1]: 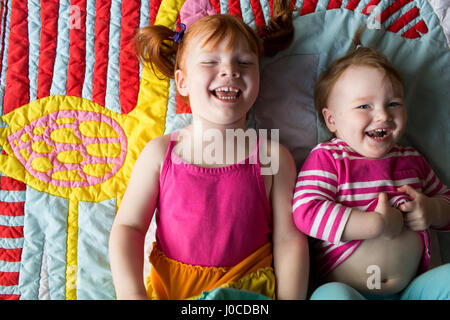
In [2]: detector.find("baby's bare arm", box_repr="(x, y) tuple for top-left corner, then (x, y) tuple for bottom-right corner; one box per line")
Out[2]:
(341, 192), (404, 241)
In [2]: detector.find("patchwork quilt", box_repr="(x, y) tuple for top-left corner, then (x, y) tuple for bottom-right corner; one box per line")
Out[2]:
(0, 0), (448, 299)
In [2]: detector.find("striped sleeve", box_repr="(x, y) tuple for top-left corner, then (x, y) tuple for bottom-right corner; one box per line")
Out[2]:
(292, 147), (352, 244)
(420, 160), (450, 201)
(418, 156), (450, 231)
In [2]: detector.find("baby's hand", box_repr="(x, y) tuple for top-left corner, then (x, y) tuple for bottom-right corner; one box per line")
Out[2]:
(398, 185), (436, 231)
(375, 192), (403, 239)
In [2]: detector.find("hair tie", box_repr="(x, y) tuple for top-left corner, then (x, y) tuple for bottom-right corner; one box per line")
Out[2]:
(173, 23), (186, 43)
(356, 44), (363, 50)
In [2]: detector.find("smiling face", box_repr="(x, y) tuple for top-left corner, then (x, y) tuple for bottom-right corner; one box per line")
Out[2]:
(322, 65), (407, 159)
(175, 32), (260, 128)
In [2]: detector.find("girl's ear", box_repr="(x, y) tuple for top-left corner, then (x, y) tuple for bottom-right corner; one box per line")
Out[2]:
(322, 108), (337, 133)
(175, 69), (189, 97)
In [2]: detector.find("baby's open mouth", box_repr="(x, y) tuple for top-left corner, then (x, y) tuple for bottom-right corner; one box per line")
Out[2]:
(365, 128), (391, 139)
(211, 87), (242, 101)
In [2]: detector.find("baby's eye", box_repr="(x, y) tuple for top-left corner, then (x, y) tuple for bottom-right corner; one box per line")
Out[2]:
(388, 101), (402, 107)
(238, 60), (254, 66)
(356, 104), (371, 109)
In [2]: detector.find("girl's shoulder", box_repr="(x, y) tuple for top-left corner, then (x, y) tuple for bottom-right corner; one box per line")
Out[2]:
(260, 138), (295, 177)
(143, 132), (172, 153)
(138, 133), (173, 171)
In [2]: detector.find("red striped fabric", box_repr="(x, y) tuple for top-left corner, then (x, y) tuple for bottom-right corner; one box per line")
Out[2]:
(176, 92), (191, 114)
(387, 6), (419, 33)
(92, 0), (111, 107)
(402, 19), (428, 38)
(0, 248), (22, 262)
(361, 0), (380, 15)
(0, 225), (23, 238)
(0, 294), (21, 300)
(250, 0), (266, 33)
(209, 0), (220, 14)
(299, 0), (318, 16)
(36, 0), (58, 99)
(66, 0), (87, 97)
(149, 0), (162, 25)
(413, 19), (428, 34)
(119, 0), (140, 114)
(268, 0), (273, 17)
(228, 0), (242, 18)
(0, 4), (27, 289)
(378, 0), (413, 24)
(289, 0), (296, 10)
(0, 202), (25, 216)
(3, 0), (29, 114)
(345, 0), (360, 11)
(0, 0), (9, 77)
(327, 0), (342, 10)
(0, 271), (19, 286)
(0, 176), (26, 191)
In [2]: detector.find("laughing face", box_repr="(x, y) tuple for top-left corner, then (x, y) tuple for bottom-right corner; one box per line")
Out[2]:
(175, 32), (260, 128)
(322, 65), (407, 159)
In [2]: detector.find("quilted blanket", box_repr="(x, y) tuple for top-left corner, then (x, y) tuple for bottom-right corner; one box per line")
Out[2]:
(0, 0), (448, 299)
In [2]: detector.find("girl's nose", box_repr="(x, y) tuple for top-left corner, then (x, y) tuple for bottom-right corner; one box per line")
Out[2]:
(220, 64), (240, 78)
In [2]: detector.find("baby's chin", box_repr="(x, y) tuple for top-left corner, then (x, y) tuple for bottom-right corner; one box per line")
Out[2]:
(355, 143), (395, 159)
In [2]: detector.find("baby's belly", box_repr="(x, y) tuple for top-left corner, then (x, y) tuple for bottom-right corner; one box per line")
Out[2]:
(325, 227), (424, 294)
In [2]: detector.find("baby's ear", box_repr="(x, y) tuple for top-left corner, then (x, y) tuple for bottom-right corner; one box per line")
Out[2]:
(322, 108), (337, 133)
(175, 69), (188, 96)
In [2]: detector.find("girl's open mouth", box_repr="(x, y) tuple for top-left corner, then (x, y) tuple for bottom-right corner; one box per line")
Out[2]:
(211, 87), (242, 101)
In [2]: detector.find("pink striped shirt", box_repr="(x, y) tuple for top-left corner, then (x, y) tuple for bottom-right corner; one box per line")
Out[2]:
(292, 138), (450, 277)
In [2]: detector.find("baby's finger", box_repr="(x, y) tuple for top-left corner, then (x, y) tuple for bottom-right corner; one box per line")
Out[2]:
(397, 185), (420, 199)
(399, 201), (415, 212)
(405, 220), (427, 231)
(377, 192), (390, 206)
(404, 212), (418, 224)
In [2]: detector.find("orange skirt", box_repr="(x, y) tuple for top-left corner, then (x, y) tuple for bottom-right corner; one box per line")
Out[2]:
(145, 242), (275, 300)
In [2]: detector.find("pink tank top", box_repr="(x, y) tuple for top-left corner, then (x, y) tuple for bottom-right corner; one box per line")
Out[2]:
(155, 131), (272, 267)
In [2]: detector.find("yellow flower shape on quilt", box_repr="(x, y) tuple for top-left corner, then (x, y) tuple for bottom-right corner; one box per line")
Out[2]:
(0, 0), (186, 299)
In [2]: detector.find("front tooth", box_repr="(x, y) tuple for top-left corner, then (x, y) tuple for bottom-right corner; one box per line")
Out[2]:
(216, 87), (239, 92)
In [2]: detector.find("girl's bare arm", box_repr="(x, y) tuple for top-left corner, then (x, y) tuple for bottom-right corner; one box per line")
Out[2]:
(109, 135), (169, 299)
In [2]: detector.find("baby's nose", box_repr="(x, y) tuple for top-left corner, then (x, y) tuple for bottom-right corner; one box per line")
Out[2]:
(375, 107), (392, 121)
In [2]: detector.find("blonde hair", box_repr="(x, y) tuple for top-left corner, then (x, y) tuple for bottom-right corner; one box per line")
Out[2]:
(134, 0), (294, 79)
(314, 31), (404, 124)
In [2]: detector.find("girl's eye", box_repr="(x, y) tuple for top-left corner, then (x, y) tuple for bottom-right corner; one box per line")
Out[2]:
(357, 104), (371, 109)
(239, 61), (254, 66)
(200, 61), (217, 65)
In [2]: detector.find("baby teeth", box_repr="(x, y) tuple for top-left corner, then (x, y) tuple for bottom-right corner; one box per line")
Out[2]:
(218, 97), (236, 100)
(366, 128), (388, 138)
(215, 87), (239, 92)
(213, 87), (241, 101)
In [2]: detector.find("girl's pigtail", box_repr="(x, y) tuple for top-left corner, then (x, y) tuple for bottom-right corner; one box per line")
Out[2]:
(351, 26), (365, 51)
(134, 25), (179, 79)
(262, 0), (295, 57)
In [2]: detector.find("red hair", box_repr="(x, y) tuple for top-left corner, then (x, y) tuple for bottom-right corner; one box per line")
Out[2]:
(134, 0), (294, 79)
